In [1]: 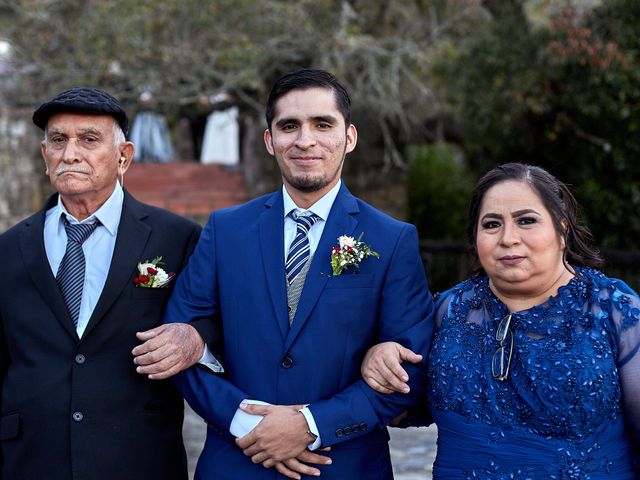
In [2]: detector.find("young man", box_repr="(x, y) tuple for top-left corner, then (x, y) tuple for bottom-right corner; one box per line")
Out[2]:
(136, 69), (435, 479)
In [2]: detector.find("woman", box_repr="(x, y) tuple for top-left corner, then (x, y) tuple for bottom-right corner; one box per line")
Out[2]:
(363, 163), (640, 479)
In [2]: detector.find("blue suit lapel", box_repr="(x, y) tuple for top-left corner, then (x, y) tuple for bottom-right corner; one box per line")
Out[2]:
(19, 195), (79, 340)
(83, 192), (151, 338)
(284, 184), (359, 352)
(259, 191), (289, 339)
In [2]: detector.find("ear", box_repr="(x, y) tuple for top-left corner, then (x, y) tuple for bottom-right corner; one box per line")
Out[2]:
(345, 124), (357, 154)
(560, 220), (568, 250)
(263, 129), (275, 156)
(118, 141), (135, 174)
(41, 141), (50, 175)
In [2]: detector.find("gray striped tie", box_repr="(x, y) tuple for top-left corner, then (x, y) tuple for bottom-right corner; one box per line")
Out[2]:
(56, 219), (100, 327)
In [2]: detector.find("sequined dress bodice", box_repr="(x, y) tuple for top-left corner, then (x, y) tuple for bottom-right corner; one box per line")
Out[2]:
(427, 268), (640, 479)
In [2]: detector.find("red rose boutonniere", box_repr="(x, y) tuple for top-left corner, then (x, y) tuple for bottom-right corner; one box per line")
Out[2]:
(133, 256), (175, 288)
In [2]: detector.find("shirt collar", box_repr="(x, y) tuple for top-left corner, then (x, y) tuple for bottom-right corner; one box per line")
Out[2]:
(56, 182), (124, 236)
(282, 179), (341, 221)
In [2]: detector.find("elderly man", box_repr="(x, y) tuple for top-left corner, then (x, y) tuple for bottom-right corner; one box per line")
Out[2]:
(0, 88), (208, 480)
(134, 69), (435, 479)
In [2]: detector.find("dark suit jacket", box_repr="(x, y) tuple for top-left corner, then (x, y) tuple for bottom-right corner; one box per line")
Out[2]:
(0, 191), (203, 480)
(169, 184), (435, 479)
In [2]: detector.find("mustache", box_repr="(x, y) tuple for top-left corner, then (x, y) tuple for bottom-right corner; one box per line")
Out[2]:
(54, 166), (91, 176)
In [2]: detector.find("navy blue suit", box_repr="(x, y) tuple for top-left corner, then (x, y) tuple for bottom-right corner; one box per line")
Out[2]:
(168, 184), (435, 479)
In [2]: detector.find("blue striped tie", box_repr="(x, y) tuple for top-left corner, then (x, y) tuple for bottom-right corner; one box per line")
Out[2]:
(56, 219), (100, 327)
(285, 212), (320, 285)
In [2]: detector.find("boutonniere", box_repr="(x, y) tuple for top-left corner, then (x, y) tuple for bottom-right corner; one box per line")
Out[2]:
(133, 256), (175, 288)
(331, 233), (379, 276)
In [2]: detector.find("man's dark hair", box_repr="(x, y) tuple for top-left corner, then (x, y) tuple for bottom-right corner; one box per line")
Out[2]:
(467, 162), (604, 273)
(265, 69), (351, 130)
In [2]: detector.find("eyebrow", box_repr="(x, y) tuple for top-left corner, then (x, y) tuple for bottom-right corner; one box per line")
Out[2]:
(274, 115), (339, 129)
(480, 208), (541, 221)
(47, 127), (103, 136)
(77, 127), (103, 136)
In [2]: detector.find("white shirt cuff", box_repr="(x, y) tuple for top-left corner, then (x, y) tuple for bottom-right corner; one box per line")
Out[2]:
(299, 407), (322, 450)
(198, 344), (224, 373)
(229, 399), (269, 438)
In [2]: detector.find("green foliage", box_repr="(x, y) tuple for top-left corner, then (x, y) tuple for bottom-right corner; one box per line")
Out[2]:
(433, 0), (640, 248)
(407, 143), (474, 240)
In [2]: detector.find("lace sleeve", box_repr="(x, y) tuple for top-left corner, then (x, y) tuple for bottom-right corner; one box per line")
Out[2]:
(433, 289), (454, 329)
(609, 281), (640, 450)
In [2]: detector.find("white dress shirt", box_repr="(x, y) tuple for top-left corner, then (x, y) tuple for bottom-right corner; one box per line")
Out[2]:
(44, 182), (123, 337)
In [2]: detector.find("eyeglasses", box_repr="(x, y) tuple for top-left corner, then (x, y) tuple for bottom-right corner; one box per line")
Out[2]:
(492, 314), (514, 381)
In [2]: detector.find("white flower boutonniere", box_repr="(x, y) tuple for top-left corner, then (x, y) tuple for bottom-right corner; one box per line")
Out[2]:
(133, 256), (175, 288)
(331, 233), (379, 276)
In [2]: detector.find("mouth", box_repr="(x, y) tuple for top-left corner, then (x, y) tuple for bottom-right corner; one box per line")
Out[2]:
(498, 255), (525, 265)
(55, 169), (91, 176)
(290, 156), (323, 168)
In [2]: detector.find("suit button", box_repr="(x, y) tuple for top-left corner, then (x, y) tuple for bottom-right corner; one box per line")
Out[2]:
(344, 427), (352, 435)
(359, 422), (367, 431)
(335, 428), (344, 438)
(281, 356), (293, 369)
(74, 354), (86, 364)
(72, 411), (84, 422)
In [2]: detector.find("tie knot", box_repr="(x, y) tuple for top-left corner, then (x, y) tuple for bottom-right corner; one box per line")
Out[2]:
(292, 212), (320, 233)
(64, 220), (100, 244)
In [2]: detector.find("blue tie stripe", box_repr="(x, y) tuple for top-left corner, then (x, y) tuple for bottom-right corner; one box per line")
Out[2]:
(285, 213), (320, 285)
(56, 220), (100, 328)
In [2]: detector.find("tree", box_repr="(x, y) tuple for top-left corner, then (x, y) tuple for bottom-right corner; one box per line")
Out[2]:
(432, 0), (640, 248)
(0, 1), (478, 164)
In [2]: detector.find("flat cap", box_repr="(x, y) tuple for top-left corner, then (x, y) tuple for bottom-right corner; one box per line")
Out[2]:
(32, 87), (129, 135)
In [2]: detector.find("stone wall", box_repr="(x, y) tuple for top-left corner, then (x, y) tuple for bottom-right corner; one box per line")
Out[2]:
(0, 102), (47, 233)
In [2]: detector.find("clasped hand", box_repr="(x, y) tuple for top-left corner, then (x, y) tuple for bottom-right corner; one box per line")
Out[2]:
(236, 403), (331, 479)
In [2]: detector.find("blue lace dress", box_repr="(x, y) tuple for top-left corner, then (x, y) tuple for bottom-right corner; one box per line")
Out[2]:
(427, 267), (640, 479)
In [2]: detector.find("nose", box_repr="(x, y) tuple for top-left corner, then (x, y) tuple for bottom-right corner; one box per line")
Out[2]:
(62, 138), (82, 163)
(500, 221), (520, 246)
(294, 125), (316, 149)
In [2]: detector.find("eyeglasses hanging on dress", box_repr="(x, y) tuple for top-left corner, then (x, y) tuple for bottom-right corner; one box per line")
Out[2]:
(492, 313), (514, 381)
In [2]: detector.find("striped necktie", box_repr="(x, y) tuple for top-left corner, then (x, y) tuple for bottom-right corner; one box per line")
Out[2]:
(285, 212), (321, 285)
(56, 219), (100, 327)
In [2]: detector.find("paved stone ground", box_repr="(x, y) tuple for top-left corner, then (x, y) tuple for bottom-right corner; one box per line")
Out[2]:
(183, 403), (437, 479)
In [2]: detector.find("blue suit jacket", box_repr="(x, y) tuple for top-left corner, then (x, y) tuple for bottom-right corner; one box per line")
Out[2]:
(167, 184), (434, 479)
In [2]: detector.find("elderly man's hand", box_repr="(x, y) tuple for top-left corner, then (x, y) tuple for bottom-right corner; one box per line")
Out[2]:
(361, 341), (422, 394)
(132, 323), (204, 379)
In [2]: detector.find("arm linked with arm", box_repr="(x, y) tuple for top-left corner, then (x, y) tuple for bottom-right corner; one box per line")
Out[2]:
(309, 225), (435, 447)
(163, 215), (247, 438)
(176, 222), (222, 351)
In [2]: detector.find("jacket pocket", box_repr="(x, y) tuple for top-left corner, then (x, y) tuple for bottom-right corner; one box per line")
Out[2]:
(0, 413), (20, 440)
(325, 273), (374, 289)
(129, 287), (172, 301)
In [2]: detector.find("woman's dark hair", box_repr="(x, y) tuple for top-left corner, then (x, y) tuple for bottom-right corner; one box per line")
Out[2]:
(265, 68), (351, 130)
(467, 163), (604, 273)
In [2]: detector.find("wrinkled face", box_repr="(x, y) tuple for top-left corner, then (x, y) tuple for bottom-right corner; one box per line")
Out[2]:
(476, 180), (566, 293)
(264, 87), (357, 199)
(42, 113), (122, 202)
